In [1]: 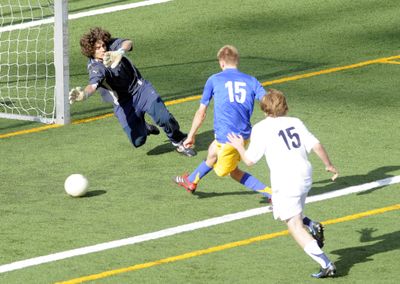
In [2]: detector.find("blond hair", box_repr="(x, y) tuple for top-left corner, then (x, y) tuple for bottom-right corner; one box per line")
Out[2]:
(260, 89), (288, 117)
(217, 45), (239, 65)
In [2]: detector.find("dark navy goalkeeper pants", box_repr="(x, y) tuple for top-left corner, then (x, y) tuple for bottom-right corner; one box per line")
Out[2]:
(114, 80), (186, 148)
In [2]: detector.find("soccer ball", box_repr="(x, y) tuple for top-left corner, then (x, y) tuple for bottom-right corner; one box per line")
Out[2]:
(64, 174), (89, 197)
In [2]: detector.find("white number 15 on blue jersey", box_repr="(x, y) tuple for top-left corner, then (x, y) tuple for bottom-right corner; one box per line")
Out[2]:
(225, 81), (247, 103)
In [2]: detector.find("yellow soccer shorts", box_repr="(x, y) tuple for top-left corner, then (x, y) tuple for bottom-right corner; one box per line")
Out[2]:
(213, 140), (249, 177)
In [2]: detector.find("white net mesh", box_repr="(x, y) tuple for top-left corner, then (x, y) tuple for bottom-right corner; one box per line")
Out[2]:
(0, 0), (56, 123)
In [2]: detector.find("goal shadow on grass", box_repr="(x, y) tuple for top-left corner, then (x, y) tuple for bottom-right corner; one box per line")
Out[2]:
(143, 56), (327, 102)
(0, 57), (326, 134)
(183, 165), (400, 203)
(330, 228), (400, 277)
(309, 165), (400, 196)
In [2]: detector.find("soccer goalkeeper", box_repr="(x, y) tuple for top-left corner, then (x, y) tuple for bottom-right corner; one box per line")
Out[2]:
(69, 27), (196, 157)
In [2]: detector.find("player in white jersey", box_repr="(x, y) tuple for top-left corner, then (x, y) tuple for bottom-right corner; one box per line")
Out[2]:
(227, 89), (338, 278)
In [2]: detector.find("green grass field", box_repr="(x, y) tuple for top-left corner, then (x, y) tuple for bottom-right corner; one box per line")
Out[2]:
(1, 0), (400, 283)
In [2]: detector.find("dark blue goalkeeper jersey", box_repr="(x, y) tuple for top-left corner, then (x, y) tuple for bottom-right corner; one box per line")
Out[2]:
(87, 38), (142, 105)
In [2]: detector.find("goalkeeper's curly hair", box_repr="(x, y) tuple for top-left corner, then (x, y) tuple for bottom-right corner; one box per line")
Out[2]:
(80, 27), (112, 58)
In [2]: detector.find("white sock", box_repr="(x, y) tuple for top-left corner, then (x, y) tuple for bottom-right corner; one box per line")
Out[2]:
(303, 240), (331, 268)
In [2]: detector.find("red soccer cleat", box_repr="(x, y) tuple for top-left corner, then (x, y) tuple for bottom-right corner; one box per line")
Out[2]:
(174, 174), (197, 193)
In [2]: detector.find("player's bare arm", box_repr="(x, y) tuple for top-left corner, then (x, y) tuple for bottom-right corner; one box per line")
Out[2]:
(183, 104), (207, 148)
(312, 143), (338, 181)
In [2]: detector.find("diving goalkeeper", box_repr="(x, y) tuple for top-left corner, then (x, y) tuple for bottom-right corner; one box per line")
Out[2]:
(69, 27), (196, 157)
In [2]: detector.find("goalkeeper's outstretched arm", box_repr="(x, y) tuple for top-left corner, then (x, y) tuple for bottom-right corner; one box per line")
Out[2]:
(120, 40), (133, 52)
(104, 40), (133, 68)
(69, 84), (97, 104)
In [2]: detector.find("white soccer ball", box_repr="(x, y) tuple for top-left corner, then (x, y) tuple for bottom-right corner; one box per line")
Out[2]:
(64, 174), (89, 197)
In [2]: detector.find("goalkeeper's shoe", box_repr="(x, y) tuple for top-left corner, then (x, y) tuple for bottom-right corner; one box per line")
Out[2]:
(309, 221), (325, 248)
(311, 263), (336, 278)
(145, 123), (160, 136)
(172, 140), (197, 157)
(175, 174), (197, 193)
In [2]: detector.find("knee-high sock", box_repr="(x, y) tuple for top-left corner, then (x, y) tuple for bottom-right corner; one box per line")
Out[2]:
(240, 172), (271, 198)
(188, 161), (213, 184)
(303, 216), (312, 228)
(304, 240), (331, 268)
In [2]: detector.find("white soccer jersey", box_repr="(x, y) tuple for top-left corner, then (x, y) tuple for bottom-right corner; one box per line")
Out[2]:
(245, 116), (319, 197)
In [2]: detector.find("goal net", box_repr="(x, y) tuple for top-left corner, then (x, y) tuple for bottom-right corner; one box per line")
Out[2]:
(0, 0), (69, 124)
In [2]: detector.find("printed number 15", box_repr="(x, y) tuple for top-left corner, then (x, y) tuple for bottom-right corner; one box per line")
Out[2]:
(225, 81), (246, 103)
(278, 127), (301, 150)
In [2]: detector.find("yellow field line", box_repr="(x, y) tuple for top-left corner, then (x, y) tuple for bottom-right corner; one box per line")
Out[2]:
(261, 55), (400, 86)
(380, 60), (400, 65)
(0, 124), (63, 138)
(164, 95), (202, 106)
(56, 203), (400, 284)
(2, 55), (399, 140)
(71, 113), (114, 125)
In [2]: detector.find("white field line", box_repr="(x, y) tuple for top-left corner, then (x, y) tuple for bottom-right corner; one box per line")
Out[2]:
(0, 0), (173, 33)
(0, 175), (399, 274)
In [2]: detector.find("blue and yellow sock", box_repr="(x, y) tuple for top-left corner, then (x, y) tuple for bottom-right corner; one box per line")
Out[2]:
(188, 161), (213, 184)
(240, 172), (272, 198)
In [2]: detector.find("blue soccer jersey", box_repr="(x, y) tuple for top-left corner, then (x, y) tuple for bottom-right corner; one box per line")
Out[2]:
(201, 68), (266, 143)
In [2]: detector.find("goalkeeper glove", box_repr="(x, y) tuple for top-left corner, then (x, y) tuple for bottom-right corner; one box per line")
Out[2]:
(103, 48), (125, 68)
(69, 87), (88, 104)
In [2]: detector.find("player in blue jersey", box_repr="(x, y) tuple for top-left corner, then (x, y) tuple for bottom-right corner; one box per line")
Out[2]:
(174, 45), (272, 199)
(68, 27), (195, 157)
(175, 46), (326, 248)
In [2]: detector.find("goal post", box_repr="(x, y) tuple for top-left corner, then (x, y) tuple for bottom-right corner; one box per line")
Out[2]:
(54, 0), (70, 125)
(0, 0), (70, 125)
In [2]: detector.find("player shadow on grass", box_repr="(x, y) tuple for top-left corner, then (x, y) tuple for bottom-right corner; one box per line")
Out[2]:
(194, 190), (260, 199)
(309, 165), (400, 197)
(191, 188), (270, 204)
(329, 228), (400, 277)
(146, 129), (214, 155)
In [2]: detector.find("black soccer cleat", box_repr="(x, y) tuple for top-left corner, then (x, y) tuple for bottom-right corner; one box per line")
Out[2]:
(309, 221), (325, 248)
(172, 140), (197, 157)
(311, 263), (336, 278)
(145, 123), (160, 136)
(176, 144), (197, 157)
